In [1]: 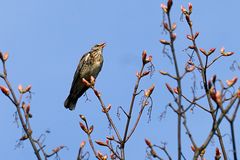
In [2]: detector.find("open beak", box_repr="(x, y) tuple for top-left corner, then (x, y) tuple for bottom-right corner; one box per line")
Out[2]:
(100, 43), (106, 48)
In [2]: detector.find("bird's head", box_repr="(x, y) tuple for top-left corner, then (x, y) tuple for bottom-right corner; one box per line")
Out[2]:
(91, 43), (106, 52)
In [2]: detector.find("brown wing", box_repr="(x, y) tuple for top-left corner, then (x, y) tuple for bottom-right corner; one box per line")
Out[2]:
(69, 52), (90, 98)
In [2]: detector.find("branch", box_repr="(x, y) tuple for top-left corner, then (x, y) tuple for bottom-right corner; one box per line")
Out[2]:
(1, 58), (42, 160)
(121, 51), (153, 158)
(126, 96), (151, 142)
(90, 86), (122, 143)
(193, 95), (239, 159)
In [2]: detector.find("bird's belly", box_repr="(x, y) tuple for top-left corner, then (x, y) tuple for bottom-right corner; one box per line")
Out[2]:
(81, 62), (102, 80)
(91, 62), (102, 77)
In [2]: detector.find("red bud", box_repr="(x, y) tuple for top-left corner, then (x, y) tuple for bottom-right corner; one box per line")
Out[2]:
(106, 135), (114, 140)
(208, 48), (216, 55)
(106, 104), (111, 112)
(142, 50), (147, 64)
(160, 3), (168, 13)
(79, 114), (86, 121)
(80, 141), (86, 148)
(25, 104), (30, 114)
(222, 51), (234, 56)
(20, 134), (28, 141)
(18, 84), (23, 93)
(188, 45), (195, 49)
(215, 91), (222, 106)
(167, 0), (173, 12)
(194, 32), (199, 39)
(171, 33), (177, 41)
(25, 85), (32, 92)
(173, 87), (179, 94)
(163, 23), (169, 31)
(159, 70), (168, 75)
(215, 147), (221, 160)
(165, 83), (173, 94)
(52, 145), (65, 153)
(0, 85), (10, 96)
(95, 140), (108, 147)
(212, 75), (217, 84)
(226, 76), (238, 87)
(172, 23), (177, 31)
(160, 39), (170, 45)
(221, 47), (234, 56)
(3, 52), (9, 61)
(145, 138), (153, 147)
(88, 125), (94, 134)
(210, 87), (216, 101)
(188, 3), (193, 14)
(199, 48), (207, 56)
(220, 47), (225, 54)
(144, 84), (155, 97)
(98, 152), (107, 160)
(186, 35), (194, 41)
(102, 104), (111, 113)
(181, 5), (187, 15)
(79, 122), (88, 134)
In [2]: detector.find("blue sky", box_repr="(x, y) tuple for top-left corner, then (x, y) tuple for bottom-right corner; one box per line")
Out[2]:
(0, 0), (239, 159)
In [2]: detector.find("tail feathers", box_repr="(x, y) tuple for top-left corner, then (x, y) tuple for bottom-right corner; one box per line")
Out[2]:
(64, 95), (78, 110)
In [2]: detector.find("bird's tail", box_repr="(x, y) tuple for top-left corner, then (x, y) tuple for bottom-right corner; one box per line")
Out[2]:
(64, 95), (78, 110)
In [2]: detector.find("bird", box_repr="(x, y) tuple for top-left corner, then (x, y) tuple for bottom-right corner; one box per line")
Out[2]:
(64, 43), (105, 110)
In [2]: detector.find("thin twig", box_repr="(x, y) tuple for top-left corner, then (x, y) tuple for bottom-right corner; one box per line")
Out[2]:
(91, 87), (122, 143)
(166, 9), (183, 160)
(206, 55), (223, 68)
(154, 145), (172, 160)
(126, 97), (149, 142)
(1, 61), (42, 160)
(182, 113), (197, 148)
(193, 96), (238, 159)
(182, 94), (211, 113)
(121, 63), (145, 158)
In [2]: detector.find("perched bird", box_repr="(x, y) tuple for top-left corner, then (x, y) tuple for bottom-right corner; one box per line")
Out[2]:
(64, 43), (105, 110)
